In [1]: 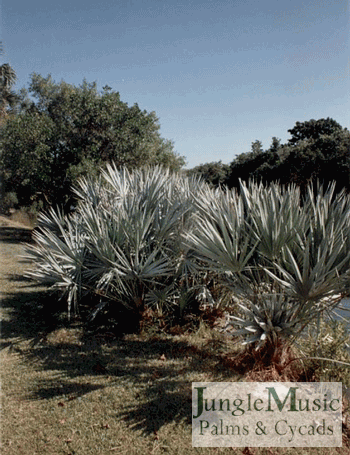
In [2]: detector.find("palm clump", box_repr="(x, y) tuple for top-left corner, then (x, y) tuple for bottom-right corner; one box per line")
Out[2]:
(187, 180), (350, 366)
(25, 167), (350, 366)
(25, 165), (204, 331)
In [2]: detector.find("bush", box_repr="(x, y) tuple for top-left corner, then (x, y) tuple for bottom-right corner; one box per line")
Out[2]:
(186, 180), (350, 365)
(25, 171), (350, 366)
(2, 191), (18, 213)
(25, 165), (207, 331)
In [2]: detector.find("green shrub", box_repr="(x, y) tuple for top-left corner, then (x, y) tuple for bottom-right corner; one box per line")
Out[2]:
(3, 191), (18, 212)
(299, 319), (350, 384)
(25, 165), (207, 329)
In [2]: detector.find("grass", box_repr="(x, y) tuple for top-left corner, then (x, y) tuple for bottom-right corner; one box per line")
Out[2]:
(8, 208), (38, 228)
(1, 215), (350, 455)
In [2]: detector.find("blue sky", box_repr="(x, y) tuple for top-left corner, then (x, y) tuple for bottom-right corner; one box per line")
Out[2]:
(1, 0), (349, 168)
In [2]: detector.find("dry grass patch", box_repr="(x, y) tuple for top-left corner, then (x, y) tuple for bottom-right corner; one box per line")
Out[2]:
(46, 327), (84, 346)
(3, 327), (350, 455)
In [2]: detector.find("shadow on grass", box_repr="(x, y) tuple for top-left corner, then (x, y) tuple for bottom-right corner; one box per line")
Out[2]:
(0, 225), (33, 244)
(1, 230), (242, 436)
(119, 383), (192, 433)
(18, 335), (241, 433)
(3, 287), (239, 432)
(27, 379), (105, 400)
(1, 288), (68, 342)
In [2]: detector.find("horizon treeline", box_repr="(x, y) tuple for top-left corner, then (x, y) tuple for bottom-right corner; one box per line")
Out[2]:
(189, 117), (350, 193)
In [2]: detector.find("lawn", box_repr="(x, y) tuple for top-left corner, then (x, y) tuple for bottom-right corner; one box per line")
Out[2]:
(1, 215), (350, 455)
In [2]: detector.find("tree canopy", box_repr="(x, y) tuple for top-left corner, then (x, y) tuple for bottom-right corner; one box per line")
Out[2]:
(287, 117), (344, 145)
(225, 137), (281, 188)
(0, 73), (185, 210)
(211, 119), (350, 192)
(187, 161), (230, 187)
(0, 42), (18, 124)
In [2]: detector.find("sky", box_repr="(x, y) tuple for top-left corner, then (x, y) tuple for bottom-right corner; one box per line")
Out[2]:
(1, 0), (349, 168)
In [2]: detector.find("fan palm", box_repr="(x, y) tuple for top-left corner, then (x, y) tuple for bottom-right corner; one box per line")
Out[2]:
(0, 62), (18, 119)
(25, 165), (206, 322)
(187, 180), (350, 361)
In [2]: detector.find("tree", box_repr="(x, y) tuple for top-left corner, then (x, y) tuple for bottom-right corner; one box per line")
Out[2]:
(0, 74), (185, 209)
(274, 118), (350, 190)
(0, 112), (56, 209)
(279, 128), (350, 191)
(226, 138), (281, 189)
(0, 42), (19, 123)
(287, 117), (344, 145)
(224, 118), (350, 192)
(188, 161), (230, 187)
(251, 139), (264, 155)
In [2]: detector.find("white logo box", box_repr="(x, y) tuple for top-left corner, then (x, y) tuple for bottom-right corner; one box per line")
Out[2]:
(192, 382), (342, 447)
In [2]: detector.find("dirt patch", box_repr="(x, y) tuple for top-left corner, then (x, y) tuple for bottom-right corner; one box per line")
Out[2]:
(0, 214), (33, 230)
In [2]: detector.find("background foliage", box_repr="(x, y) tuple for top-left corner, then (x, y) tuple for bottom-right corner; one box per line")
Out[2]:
(192, 118), (350, 193)
(0, 73), (185, 212)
